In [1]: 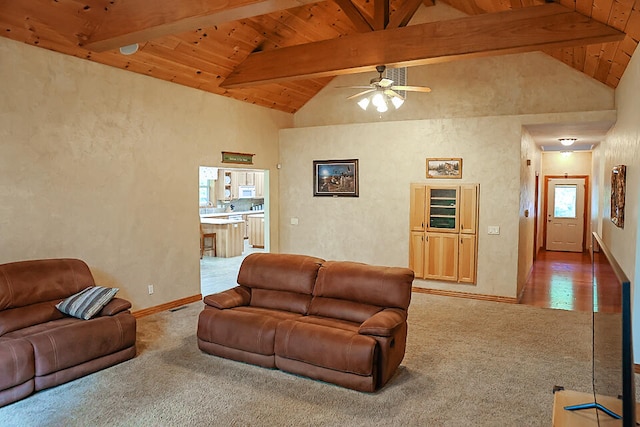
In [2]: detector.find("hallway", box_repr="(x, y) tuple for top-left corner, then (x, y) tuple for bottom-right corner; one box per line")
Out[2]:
(520, 249), (593, 312)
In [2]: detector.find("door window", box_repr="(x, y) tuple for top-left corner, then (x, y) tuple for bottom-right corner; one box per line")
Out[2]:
(554, 185), (577, 218)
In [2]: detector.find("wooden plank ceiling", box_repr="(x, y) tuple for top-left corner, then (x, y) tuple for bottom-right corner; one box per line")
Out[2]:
(0, 0), (638, 113)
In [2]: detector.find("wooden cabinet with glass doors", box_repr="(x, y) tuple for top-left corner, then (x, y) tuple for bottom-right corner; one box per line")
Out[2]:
(409, 183), (479, 283)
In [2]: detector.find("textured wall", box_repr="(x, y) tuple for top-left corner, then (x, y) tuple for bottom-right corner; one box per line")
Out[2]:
(602, 44), (640, 359)
(518, 129), (540, 297)
(0, 38), (291, 311)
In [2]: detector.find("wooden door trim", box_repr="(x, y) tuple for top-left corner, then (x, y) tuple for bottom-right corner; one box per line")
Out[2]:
(543, 175), (589, 252)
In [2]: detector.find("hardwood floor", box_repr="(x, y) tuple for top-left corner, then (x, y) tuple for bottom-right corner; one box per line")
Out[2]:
(200, 240), (264, 297)
(520, 249), (594, 312)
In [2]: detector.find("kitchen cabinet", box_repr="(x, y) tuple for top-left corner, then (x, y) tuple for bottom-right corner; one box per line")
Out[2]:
(458, 234), (477, 283)
(254, 172), (265, 198)
(201, 218), (244, 257)
(248, 214), (265, 248)
(409, 183), (479, 284)
(424, 233), (459, 281)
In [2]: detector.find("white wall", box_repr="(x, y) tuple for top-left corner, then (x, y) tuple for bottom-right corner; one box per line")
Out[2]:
(518, 129), (540, 297)
(0, 38), (292, 311)
(601, 45), (640, 359)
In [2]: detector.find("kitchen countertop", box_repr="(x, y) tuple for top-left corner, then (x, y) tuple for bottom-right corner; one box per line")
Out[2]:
(200, 210), (264, 218)
(200, 218), (245, 225)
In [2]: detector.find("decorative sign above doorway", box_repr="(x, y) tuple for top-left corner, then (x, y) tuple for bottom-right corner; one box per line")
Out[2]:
(611, 165), (626, 229)
(221, 151), (254, 165)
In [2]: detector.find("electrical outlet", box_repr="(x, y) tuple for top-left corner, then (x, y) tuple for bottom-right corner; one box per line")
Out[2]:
(148, 284), (154, 295)
(488, 226), (500, 235)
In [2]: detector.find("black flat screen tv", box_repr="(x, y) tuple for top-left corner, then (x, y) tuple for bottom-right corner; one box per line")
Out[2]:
(565, 232), (636, 425)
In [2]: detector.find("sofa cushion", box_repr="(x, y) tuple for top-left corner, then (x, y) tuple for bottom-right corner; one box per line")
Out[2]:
(237, 253), (324, 295)
(198, 307), (301, 356)
(56, 286), (119, 320)
(313, 261), (414, 310)
(275, 319), (377, 376)
(0, 259), (93, 311)
(250, 288), (312, 315)
(0, 301), (65, 336)
(308, 297), (382, 324)
(0, 338), (34, 392)
(25, 314), (136, 376)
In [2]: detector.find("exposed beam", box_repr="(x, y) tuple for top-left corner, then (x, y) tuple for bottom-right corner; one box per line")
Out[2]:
(387, 0), (427, 29)
(84, 0), (318, 52)
(221, 3), (625, 88)
(373, 0), (390, 30)
(333, 0), (374, 32)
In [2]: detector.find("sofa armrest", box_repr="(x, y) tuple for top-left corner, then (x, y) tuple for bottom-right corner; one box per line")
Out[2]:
(203, 286), (251, 309)
(358, 308), (407, 337)
(97, 298), (132, 316)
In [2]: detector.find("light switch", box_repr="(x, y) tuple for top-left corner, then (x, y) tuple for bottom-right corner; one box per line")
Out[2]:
(488, 226), (500, 235)
(291, 217), (299, 225)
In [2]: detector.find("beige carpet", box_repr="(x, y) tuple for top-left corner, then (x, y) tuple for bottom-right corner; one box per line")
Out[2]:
(0, 293), (598, 426)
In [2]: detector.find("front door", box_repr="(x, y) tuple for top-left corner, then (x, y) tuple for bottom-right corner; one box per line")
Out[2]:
(545, 178), (585, 252)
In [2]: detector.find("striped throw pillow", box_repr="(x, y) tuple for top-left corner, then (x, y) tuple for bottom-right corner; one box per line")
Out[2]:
(56, 286), (119, 320)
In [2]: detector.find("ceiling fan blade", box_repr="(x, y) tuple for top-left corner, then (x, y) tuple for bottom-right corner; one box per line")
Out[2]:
(346, 89), (375, 100)
(379, 78), (394, 88)
(383, 89), (405, 99)
(336, 85), (375, 89)
(391, 85), (431, 93)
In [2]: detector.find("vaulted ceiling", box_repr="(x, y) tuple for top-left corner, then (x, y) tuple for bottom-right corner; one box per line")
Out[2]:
(1, 0), (638, 113)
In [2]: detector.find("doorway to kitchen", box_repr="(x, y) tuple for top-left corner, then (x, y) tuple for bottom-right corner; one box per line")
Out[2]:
(198, 166), (270, 296)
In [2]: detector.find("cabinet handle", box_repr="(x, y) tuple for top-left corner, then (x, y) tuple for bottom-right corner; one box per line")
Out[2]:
(425, 236), (428, 242)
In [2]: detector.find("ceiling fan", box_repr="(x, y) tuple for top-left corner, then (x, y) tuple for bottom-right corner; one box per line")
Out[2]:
(340, 65), (431, 112)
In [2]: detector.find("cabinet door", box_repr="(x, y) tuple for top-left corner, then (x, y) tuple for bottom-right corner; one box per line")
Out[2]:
(424, 233), (458, 281)
(459, 184), (478, 234)
(458, 234), (477, 283)
(409, 231), (424, 278)
(254, 172), (265, 198)
(409, 184), (426, 231)
(426, 186), (459, 232)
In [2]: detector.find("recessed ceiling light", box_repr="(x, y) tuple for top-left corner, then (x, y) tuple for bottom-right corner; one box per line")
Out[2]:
(119, 43), (139, 55)
(559, 138), (577, 146)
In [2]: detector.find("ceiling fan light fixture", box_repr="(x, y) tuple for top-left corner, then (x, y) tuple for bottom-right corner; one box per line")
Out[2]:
(371, 93), (385, 108)
(391, 96), (404, 109)
(559, 138), (577, 146)
(357, 97), (370, 111)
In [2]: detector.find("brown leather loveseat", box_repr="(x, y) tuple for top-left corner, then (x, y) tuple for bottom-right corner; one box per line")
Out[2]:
(197, 253), (414, 392)
(0, 258), (137, 407)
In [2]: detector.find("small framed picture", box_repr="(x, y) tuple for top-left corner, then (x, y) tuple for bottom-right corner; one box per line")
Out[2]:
(426, 158), (462, 179)
(313, 159), (359, 197)
(611, 165), (626, 228)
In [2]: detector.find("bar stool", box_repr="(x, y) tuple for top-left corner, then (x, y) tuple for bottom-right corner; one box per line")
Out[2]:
(200, 224), (217, 258)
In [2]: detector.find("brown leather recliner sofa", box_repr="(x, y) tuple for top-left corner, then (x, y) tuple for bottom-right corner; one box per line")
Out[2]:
(197, 253), (414, 392)
(0, 258), (137, 407)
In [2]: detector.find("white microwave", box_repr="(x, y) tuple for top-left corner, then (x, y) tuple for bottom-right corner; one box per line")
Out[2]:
(238, 185), (256, 198)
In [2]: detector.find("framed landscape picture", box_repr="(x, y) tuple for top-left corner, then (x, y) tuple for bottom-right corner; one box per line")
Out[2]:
(426, 158), (462, 179)
(313, 159), (359, 197)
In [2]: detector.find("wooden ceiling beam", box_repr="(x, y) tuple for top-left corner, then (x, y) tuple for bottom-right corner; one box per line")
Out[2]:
(387, 0), (428, 29)
(221, 3), (625, 88)
(83, 0), (318, 52)
(373, 0), (390, 30)
(333, 0), (374, 32)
